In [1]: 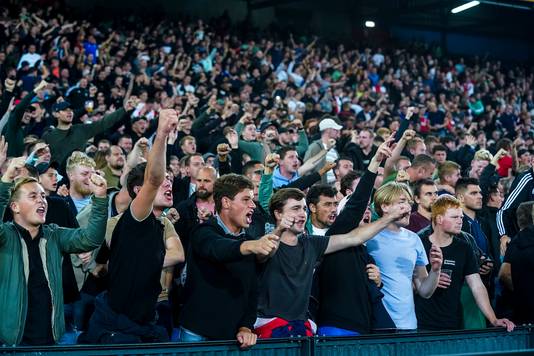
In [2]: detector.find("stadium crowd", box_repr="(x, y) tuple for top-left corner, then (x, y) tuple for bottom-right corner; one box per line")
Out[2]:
(1, 0), (534, 348)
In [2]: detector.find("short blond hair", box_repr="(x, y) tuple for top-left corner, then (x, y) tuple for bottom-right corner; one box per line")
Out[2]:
(10, 176), (40, 203)
(66, 151), (96, 174)
(376, 127), (391, 139)
(431, 194), (462, 224)
(374, 182), (413, 217)
(438, 161), (461, 181)
(474, 149), (493, 162)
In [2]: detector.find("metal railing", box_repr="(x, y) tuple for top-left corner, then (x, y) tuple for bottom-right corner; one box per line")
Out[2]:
(2, 326), (533, 356)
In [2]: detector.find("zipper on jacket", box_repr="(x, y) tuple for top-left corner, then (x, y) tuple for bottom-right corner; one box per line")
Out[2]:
(15, 229), (29, 344)
(39, 238), (57, 341)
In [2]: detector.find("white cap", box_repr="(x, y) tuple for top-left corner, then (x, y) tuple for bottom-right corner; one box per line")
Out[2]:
(319, 118), (343, 131)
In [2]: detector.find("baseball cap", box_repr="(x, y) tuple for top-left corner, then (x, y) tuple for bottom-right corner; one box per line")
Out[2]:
(203, 152), (216, 161)
(319, 118), (343, 131)
(517, 149), (529, 157)
(36, 161), (60, 175)
(52, 101), (72, 112)
(259, 121), (279, 133)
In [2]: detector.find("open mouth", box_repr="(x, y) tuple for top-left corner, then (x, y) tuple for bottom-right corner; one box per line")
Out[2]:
(164, 190), (173, 200)
(245, 211), (253, 224)
(36, 206), (46, 217)
(294, 219), (306, 227)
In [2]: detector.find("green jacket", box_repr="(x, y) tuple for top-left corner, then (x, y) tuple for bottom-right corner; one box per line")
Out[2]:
(0, 182), (109, 345)
(43, 108), (127, 165)
(2, 91), (36, 157)
(235, 121), (265, 162)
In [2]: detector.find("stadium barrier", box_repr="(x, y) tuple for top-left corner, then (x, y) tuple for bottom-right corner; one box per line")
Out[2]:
(2, 326), (533, 356)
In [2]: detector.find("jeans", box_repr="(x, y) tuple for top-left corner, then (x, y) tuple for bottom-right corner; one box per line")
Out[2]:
(73, 292), (96, 331)
(178, 327), (207, 342)
(317, 326), (360, 337)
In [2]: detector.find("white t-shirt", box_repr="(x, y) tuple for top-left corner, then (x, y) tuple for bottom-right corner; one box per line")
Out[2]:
(366, 228), (429, 330)
(311, 225), (329, 236)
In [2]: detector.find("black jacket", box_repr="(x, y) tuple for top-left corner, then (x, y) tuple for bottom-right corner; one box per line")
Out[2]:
(172, 175), (191, 208)
(315, 169), (380, 333)
(180, 219), (257, 340)
(497, 168), (534, 238)
(175, 193), (199, 254)
(505, 225), (534, 324)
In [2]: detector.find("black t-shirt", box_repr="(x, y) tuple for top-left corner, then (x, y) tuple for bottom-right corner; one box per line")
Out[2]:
(503, 226), (534, 324)
(257, 234), (329, 321)
(17, 225), (54, 346)
(415, 235), (478, 331)
(108, 206), (165, 324)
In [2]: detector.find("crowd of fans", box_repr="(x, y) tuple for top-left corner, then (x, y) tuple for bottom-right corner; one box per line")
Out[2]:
(1, 0), (534, 348)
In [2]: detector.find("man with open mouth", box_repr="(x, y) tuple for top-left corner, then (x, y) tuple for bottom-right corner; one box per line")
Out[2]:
(180, 173), (281, 349)
(0, 156), (109, 346)
(253, 160), (410, 339)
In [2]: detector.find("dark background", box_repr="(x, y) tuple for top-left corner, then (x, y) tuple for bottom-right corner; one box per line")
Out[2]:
(63, 0), (534, 61)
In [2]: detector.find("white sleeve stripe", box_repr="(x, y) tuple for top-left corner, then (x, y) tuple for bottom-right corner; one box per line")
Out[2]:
(496, 173), (532, 235)
(501, 174), (532, 210)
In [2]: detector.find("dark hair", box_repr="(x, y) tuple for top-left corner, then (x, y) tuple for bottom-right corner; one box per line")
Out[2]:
(412, 178), (437, 198)
(242, 160), (262, 176)
(306, 184), (337, 207)
(269, 188), (305, 220)
(278, 146), (297, 160)
(118, 134), (132, 142)
(214, 174), (254, 213)
(432, 145), (447, 154)
(183, 153), (203, 167)
(455, 177), (480, 195)
(411, 154), (437, 169)
(441, 136), (456, 145)
(23, 164), (40, 179)
(126, 162), (147, 199)
(496, 138), (512, 151)
(340, 170), (363, 196)
(516, 201), (534, 231)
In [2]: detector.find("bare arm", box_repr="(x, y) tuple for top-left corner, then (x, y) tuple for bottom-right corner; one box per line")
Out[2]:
(130, 110), (177, 221)
(384, 129), (415, 178)
(298, 146), (328, 176)
(163, 235), (185, 268)
(465, 273), (514, 331)
(325, 214), (395, 254)
(413, 243), (443, 298)
(413, 265), (440, 299)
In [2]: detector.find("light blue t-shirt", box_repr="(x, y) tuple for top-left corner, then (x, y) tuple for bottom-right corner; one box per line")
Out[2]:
(72, 196), (92, 214)
(366, 228), (429, 330)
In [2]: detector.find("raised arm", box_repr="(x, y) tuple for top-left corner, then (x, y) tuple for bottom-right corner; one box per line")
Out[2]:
(130, 109), (177, 221)
(298, 139), (334, 176)
(324, 203), (409, 254)
(57, 173), (109, 253)
(328, 138), (393, 235)
(384, 129), (415, 178)
(85, 96), (139, 140)
(0, 78), (15, 119)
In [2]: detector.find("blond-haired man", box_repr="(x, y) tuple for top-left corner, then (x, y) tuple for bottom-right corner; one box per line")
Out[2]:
(366, 182), (443, 330)
(0, 157), (108, 345)
(65, 152), (97, 214)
